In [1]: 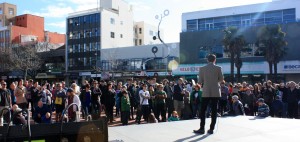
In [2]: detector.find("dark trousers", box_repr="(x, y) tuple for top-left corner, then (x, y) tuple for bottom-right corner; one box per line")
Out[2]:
(106, 106), (114, 122)
(166, 98), (174, 118)
(218, 99), (227, 116)
(121, 111), (130, 125)
(288, 102), (298, 119)
(142, 105), (150, 122)
(200, 97), (219, 131)
(91, 101), (101, 114)
(156, 103), (166, 122)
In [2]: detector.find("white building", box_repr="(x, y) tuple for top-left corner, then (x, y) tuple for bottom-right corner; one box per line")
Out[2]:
(134, 21), (164, 46)
(182, 0), (300, 32)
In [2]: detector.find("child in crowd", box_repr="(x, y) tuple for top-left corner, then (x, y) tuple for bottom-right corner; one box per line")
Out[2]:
(168, 111), (180, 122)
(257, 98), (270, 117)
(121, 91), (130, 125)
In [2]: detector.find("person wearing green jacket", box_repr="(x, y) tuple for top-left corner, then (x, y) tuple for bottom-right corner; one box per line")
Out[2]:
(190, 84), (202, 118)
(121, 91), (131, 125)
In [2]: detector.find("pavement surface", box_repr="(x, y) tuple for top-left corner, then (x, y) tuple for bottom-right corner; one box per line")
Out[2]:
(108, 116), (300, 142)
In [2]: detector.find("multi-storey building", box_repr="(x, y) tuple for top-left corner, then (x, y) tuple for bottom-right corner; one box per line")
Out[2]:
(134, 21), (163, 46)
(178, 0), (300, 82)
(66, 0), (134, 79)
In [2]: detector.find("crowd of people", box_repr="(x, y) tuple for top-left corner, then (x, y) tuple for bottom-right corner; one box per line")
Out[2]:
(0, 77), (300, 126)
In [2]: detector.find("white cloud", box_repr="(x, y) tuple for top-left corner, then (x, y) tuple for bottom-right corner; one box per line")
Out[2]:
(47, 21), (66, 28)
(23, 5), (74, 18)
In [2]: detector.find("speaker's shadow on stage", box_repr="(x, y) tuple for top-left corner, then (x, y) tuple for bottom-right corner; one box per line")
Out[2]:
(174, 133), (210, 142)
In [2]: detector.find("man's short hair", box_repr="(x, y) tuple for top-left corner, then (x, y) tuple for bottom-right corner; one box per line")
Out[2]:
(207, 54), (216, 62)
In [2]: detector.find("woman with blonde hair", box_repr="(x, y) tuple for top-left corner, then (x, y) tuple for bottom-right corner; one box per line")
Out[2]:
(70, 83), (81, 96)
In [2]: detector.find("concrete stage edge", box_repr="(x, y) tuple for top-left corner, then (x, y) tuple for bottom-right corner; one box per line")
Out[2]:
(108, 116), (300, 142)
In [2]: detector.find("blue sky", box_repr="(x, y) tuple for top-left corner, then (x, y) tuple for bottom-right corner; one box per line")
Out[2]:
(3, 0), (272, 43)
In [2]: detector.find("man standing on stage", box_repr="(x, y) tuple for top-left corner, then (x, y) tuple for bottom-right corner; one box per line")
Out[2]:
(194, 54), (224, 134)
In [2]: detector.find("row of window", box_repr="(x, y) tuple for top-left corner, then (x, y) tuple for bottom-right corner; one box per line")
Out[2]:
(68, 13), (101, 26)
(186, 8), (296, 31)
(0, 31), (10, 39)
(0, 42), (10, 48)
(0, 7), (14, 15)
(68, 42), (100, 53)
(68, 28), (100, 39)
(134, 27), (156, 36)
(69, 57), (98, 68)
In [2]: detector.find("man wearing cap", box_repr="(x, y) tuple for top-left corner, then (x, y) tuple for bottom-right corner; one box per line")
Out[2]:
(194, 54), (224, 135)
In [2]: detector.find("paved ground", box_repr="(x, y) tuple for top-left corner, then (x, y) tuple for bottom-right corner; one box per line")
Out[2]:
(108, 116), (300, 142)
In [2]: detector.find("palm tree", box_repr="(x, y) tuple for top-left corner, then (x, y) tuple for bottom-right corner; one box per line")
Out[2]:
(256, 24), (287, 82)
(223, 27), (247, 83)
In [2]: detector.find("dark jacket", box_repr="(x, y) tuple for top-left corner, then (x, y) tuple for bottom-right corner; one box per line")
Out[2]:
(103, 89), (116, 107)
(173, 84), (184, 101)
(287, 88), (300, 104)
(263, 87), (276, 104)
(230, 100), (245, 116)
(272, 100), (283, 113)
(190, 90), (202, 105)
(0, 89), (11, 107)
(278, 87), (289, 103)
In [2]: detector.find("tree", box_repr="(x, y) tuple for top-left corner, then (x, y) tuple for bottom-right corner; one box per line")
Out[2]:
(7, 43), (43, 80)
(223, 27), (247, 83)
(256, 24), (287, 82)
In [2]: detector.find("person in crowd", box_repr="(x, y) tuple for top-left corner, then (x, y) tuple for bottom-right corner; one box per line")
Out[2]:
(70, 83), (81, 96)
(219, 81), (229, 116)
(191, 84), (202, 118)
(163, 79), (174, 119)
(148, 85), (156, 116)
(11, 104), (26, 125)
(31, 81), (40, 111)
(155, 84), (167, 122)
(228, 95), (245, 116)
(126, 78), (136, 120)
(115, 83), (122, 117)
(91, 80), (102, 117)
(61, 81), (68, 91)
(148, 113), (158, 123)
(9, 82), (16, 105)
(138, 84), (150, 123)
(263, 80), (276, 117)
(182, 87), (192, 120)
(278, 82), (289, 118)
(173, 78), (185, 118)
(67, 88), (81, 122)
(286, 81), (300, 119)
(80, 84), (92, 120)
(14, 79), (28, 110)
(272, 95), (283, 118)
(39, 84), (52, 109)
(54, 83), (67, 122)
(34, 101), (51, 124)
(257, 98), (270, 117)
(242, 86), (256, 116)
(0, 81), (12, 125)
(25, 79), (33, 109)
(121, 91), (130, 125)
(168, 111), (180, 122)
(103, 83), (116, 123)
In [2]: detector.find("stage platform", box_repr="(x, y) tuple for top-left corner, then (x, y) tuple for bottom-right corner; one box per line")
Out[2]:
(108, 116), (300, 142)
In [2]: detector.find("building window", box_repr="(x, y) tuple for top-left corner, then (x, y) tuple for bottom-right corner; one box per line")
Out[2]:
(9, 8), (14, 15)
(139, 39), (142, 45)
(0, 8), (2, 14)
(135, 39), (138, 46)
(0, 20), (2, 27)
(120, 34), (123, 38)
(139, 28), (142, 34)
(111, 32), (115, 38)
(110, 18), (115, 24)
(187, 19), (198, 31)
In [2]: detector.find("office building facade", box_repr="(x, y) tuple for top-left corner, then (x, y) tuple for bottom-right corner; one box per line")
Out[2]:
(179, 0), (300, 82)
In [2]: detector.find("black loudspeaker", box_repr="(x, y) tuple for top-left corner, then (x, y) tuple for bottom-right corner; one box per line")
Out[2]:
(0, 117), (108, 142)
